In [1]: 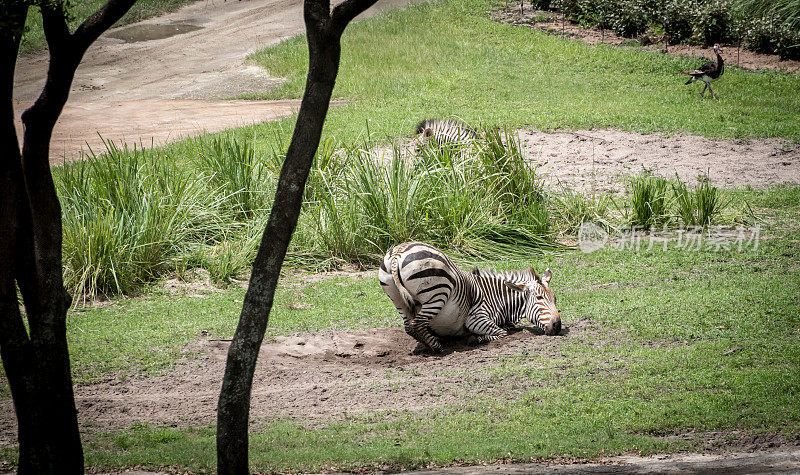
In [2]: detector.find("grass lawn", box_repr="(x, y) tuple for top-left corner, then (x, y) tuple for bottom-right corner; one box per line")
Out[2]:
(54, 187), (800, 472)
(245, 0), (800, 143)
(3, 0), (799, 471)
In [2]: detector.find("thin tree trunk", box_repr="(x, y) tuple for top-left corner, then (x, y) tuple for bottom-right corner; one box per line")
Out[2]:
(0, 1), (137, 471)
(216, 0), (377, 473)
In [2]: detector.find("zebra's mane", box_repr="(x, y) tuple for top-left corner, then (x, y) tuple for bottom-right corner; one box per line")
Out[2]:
(471, 267), (540, 283)
(414, 118), (478, 138)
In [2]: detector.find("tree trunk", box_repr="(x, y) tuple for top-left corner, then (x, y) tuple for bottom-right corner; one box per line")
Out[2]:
(0, 1), (137, 472)
(216, 0), (377, 473)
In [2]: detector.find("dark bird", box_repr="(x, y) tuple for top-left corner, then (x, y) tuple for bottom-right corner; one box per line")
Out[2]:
(682, 43), (724, 99)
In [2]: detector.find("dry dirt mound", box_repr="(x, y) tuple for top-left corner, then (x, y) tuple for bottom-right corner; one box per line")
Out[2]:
(521, 129), (800, 192)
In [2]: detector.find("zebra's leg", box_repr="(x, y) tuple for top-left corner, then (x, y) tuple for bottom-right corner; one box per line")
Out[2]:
(400, 314), (434, 354)
(465, 312), (507, 345)
(411, 319), (443, 353)
(392, 303), (430, 351)
(408, 297), (447, 352)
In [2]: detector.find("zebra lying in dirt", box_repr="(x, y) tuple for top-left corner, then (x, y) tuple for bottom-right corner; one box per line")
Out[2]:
(414, 119), (479, 150)
(379, 241), (561, 353)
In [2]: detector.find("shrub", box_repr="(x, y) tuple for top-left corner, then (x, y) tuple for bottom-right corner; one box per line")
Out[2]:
(629, 172), (671, 227)
(662, 0), (698, 43)
(607, 0), (652, 37)
(545, 0), (798, 56)
(693, 0), (734, 44)
(741, 14), (800, 59)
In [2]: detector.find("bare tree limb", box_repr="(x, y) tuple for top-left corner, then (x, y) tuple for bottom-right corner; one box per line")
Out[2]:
(331, 0), (378, 34)
(73, 0), (138, 52)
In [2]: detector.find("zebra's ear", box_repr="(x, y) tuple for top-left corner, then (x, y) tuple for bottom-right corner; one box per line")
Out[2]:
(542, 268), (552, 285)
(423, 128), (434, 138)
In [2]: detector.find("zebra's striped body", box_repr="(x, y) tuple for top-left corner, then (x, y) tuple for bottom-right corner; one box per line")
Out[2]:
(379, 242), (561, 352)
(414, 119), (478, 149)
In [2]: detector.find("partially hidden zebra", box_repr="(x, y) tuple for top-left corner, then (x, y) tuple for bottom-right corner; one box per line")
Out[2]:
(379, 242), (561, 352)
(414, 119), (479, 149)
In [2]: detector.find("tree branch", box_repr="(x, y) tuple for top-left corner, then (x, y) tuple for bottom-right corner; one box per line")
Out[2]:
(330, 0), (379, 35)
(72, 0), (138, 53)
(39, 0), (71, 56)
(304, 0), (331, 30)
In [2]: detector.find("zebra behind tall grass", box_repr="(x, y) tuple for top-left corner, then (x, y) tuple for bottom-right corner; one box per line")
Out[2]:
(414, 119), (479, 149)
(379, 242), (561, 353)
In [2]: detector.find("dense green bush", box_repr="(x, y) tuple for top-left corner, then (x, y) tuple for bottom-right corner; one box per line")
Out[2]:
(607, 0), (653, 37)
(542, 0), (800, 58)
(740, 14), (800, 58)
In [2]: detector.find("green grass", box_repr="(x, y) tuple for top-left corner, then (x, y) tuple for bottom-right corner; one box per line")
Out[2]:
(26, 185), (795, 472)
(4, 0), (800, 471)
(246, 0), (800, 142)
(20, 0), (198, 54)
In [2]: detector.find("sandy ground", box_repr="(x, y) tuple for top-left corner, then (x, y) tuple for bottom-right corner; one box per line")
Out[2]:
(12, 0), (427, 162)
(520, 129), (800, 192)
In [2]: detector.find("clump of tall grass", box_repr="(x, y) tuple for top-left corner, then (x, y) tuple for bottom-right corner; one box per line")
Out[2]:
(480, 127), (548, 232)
(299, 129), (560, 264)
(549, 185), (613, 234)
(629, 172), (671, 227)
(56, 130), (565, 300)
(57, 141), (236, 300)
(348, 146), (426, 247)
(196, 134), (272, 219)
(187, 222), (263, 284)
(672, 174), (725, 227)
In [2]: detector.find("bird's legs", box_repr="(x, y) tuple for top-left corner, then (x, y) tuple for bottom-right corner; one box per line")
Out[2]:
(700, 83), (708, 97)
(708, 84), (717, 100)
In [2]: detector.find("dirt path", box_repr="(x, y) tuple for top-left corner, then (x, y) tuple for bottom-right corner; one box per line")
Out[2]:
(12, 0), (426, 162)
(0, 324), (584, 446)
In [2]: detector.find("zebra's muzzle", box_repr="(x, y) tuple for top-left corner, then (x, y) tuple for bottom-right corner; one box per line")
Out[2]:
(547, 318), (562, 336)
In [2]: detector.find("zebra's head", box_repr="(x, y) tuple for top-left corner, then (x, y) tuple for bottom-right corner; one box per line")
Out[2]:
(506, 268), (561, 336)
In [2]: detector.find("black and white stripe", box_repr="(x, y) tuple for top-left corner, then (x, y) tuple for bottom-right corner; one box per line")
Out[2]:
(379, 242), (561, 352)
(414, 119), (478, 149)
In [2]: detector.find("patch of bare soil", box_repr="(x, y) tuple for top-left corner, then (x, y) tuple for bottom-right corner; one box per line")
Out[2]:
(0, 321), (594, 444)
(519, 129), (799, 192)
(492, 8), (800, 73)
